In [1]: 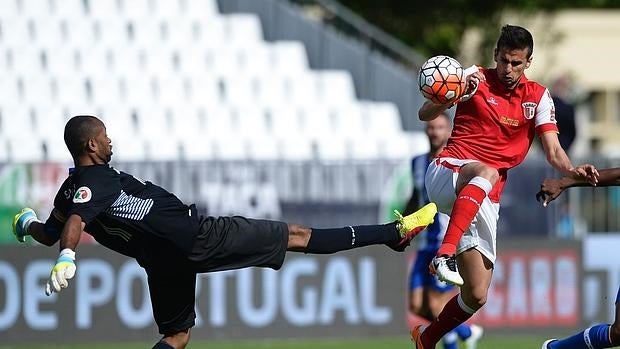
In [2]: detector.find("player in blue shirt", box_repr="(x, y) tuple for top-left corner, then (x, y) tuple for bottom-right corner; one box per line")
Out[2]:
(405, 113), (483, 349)
(538, 167), (620, 349)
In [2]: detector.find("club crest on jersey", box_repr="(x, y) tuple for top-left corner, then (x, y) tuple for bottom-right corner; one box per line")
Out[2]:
(522, 102), (537, 120)
(73, 186), (92, 203)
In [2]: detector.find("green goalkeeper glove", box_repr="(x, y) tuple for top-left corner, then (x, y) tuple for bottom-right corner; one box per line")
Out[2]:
(12, 208), (39, 243)
(45, 249), (77, 296)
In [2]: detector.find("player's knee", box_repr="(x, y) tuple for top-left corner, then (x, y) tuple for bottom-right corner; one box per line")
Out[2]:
(462, 288), (488, 310)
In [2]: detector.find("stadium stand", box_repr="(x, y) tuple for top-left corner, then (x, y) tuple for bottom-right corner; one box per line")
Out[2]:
(0, 0), (424, 163)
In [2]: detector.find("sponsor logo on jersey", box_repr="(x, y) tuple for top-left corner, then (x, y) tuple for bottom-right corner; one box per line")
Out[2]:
(487, 97), (499, 106)
(73, 186), (92, 203)
(522, 102), (537, 120)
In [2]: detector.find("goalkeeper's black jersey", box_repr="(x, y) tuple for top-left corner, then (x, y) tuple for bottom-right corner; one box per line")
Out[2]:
(48, 164), (201, 264)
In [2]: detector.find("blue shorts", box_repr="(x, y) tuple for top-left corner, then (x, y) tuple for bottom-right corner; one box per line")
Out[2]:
(409, 249), (454, 293)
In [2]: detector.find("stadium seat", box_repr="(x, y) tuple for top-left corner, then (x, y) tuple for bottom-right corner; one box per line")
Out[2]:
(22, 76), (55, 106)
(0, 0), (20, 22)
(110, 47), (146, 77)
(31, 19), (64, 48)
(6, 136), (44, 163)
(144, 137), (182, 161)
(183, 0), (219, 20)
(8, 47), (45, 75)
(78, 47), (113, 77)
(50, 0), (86, 19)
(188, 73), (222, 108)
(88, 0), (121, 20)
(313, 136), (349, 161)
(152, 0), (181, 21)
(52, 75), (89, 107)
(112, 136), (147, 162)
(120, 0), (152, 22)
(43, 45), (79, 75)
(89, 75), (123, 106)
(0, 75), (21, 107)
(224, 14), (263, 47)
(316, 70), (356, 105)
(271, 41), (309, 75)
(246, 135), (279, 160)
(93, 18), (129, 48)
(0, 18), (31, 48)
(21, 0), (52, 20)
(361, 101), (404, 135)
(210, 135), (247, 160)
(277, 136), (313, 161)
(60, 18), (96, 50)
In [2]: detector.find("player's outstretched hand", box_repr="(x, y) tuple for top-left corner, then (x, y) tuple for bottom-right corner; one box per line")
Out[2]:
(571, 164), (599, 186)
(45, 249), (76, 296)
(536, 178), (567, 207)
(12, 208), (39, 243)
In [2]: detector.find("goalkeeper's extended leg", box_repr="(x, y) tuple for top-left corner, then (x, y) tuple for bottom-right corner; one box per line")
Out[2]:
(288, 203), (437, 254)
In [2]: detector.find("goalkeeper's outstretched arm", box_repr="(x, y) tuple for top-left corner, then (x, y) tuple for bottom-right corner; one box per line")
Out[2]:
(28, 221), (59, 246)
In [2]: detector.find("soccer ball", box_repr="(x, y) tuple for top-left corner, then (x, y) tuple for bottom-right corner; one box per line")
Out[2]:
(418, 55), (466, 105)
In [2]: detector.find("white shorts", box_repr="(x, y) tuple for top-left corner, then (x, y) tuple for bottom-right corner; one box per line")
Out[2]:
(425, 157), (500, 264)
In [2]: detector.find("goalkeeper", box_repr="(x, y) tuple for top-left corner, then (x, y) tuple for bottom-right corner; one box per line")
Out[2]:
(11, 115), (438, 349)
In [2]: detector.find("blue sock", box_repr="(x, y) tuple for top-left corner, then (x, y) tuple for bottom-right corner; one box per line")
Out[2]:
(454, 323), (472, 340)
(442, 331), (458, 349)
(550, 324), (612, 349)
(305, 223), (398, 254)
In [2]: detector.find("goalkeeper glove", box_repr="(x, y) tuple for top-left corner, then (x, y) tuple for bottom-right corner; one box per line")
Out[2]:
(12, 208), (39, 243)
(45, 249), (76, 296)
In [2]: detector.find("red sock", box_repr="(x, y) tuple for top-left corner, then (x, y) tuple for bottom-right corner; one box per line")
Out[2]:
(421, 295), (474, 348)
(437, 183), (487, 257)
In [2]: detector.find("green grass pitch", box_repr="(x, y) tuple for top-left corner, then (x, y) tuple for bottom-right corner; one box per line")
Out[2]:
(0, 334), (550, 348)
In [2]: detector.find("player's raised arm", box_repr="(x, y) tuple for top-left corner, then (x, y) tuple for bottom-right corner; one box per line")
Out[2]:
(12, 208), (62, 246)
(539, 132), (598, 185)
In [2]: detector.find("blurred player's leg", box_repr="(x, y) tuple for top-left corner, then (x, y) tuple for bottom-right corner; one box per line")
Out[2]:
(463, 324), (484, 349)
(442, 331), (458, 349)
(543, 325), (612, 349)
(543, 285), (620, 349)
(420, 249), (493, 348)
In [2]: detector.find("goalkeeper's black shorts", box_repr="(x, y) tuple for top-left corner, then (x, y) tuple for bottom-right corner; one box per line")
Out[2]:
(146, 216), (289, 335)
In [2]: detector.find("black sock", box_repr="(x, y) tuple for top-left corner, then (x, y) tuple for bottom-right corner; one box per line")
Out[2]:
(305, 223), (399, 254)
(152, 340), (174, 349)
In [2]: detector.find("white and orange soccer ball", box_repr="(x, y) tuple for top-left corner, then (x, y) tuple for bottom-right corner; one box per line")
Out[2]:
(418, 55), (466, 105)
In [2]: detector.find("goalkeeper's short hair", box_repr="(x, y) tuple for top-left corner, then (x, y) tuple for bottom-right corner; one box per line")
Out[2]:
(64, 115), (103, 158)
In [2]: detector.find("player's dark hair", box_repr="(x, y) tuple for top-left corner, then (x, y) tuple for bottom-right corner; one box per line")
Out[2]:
(496, 24), (534, 58)
(64, 115), (102, 158)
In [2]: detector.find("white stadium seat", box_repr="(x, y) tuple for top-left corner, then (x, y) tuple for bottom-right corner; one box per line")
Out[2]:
(0, 18), (31, 48)
(271, 41), (309, 75)
(51, 0), (86, 19)
(183, 0), (219, 20)
(316, 70), (356, 105)
(21, 0), (52, 20)
(224, 14), (263, 46)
